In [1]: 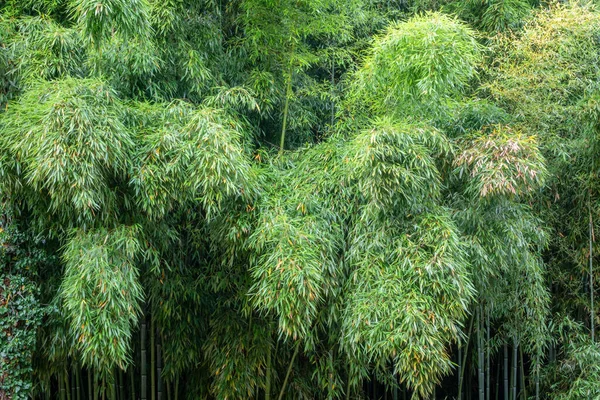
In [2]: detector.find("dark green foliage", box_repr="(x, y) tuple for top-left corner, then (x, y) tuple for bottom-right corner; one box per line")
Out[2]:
(1, 0), (600, 398)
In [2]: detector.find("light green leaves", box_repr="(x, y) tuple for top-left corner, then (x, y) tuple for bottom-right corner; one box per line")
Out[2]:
(70, 0), (152, 47)
(60, 225), (143, 375)
(0, 78), (133, 228)
(351, 12), (482, 117)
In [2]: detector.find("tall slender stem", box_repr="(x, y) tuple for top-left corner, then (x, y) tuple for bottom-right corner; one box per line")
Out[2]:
(265, 339), (272, 400)
(458, 314), (475, 400)
(151, 315), (156, 400)
(503, 344), (508, 400)
(590, 202), (595, 342)
(486, 312), (490, 400)
(277, 341), (301, 400)
(478, 304), (484, 400)
(141, 320), (147, 400)
(511, 338), (517, 400)
(279, 42), (296, 156)
(519, 347), (526, 400)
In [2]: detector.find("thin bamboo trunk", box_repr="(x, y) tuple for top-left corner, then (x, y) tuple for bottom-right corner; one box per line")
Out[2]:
(130, 367), (135, 400)
(142, 321), (147, 400)
(75, 365), (81, 400)
(119, 369), (125, 400)
(486, 313), (490, 400)
(458, 314), (475, 400)
(93, 371), (99, 400)
(519, 347), (526, 400)
(591, 205), (595, 341)
(88, 369), (93, 400)
(496, 357), (500, 400)
(478, 305), (485, 400)
(503, 344), (508, 400)
(70, 367), (76, 400)
(174, 379), (179, 400)
(279, 42), (295, 156)
(458, 345), (462, 400)
(277, 341), (301, 400)
(265, 340), (272, 400)
(535, 354), (540, 400)
(151, 316), (156, 400)
(330, 54), (335, 127)
(60, 372), (66, 400)
(511, 339), (517, 400)
(157, 344), (163, 400)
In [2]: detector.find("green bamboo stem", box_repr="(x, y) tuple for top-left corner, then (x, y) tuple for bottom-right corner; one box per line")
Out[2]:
(157, 344), (163, 400)
(590, 204), (595, 342)
(277, 341), (301, 400)
(88, 369), (93, 400)
(130, 366), (135, 400)
(486, 313), (490, 400)
(478, 305), (484, 400)
(503, 344), (508, 400)
(458, 313), (475, 400)
(511, 338), (517, 400)
(142, 321), (148, 400)
(279, 42), (296, 156)
(519, 347), (526, 400)
(151, 315), (156, 400)
(265, 340), (272, 400)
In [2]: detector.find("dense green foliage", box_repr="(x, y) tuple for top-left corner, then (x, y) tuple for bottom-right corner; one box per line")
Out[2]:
(1, 0), (600, 399)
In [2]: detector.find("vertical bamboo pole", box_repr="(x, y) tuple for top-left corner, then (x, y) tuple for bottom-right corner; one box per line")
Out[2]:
(277, 341), (301, 400)
(486, 313), (490, 400)
(478, 305), (485, 400)
(511, 339), (517, 400)
(519, 347), (526, 400)
(265, 340), (272, 400)
(590, 204), (595, 341)
(157, 344), (163, 400)
(141, 321), (147, 400)
(151, 316), (156, 400)
(458, 345), (462, 400)
(279, 42), (296, 156)
(503, 344), (508, 400)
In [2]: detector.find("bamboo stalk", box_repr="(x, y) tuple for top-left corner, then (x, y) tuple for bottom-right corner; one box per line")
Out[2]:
(151, 316), (156, 400)
(265, 340), (272, 400)
(142, 320), (148, 400)
(277, 341), (301, 400)
(130, 367), (135, 400)
(519, 347), (526, 400)
(478, 305), (484, 400)
(279, 42), (296, 156)
(458, 314), (475, 400)
(157, 344), (163, 400)
(458, 345), (462, 400)
(486, 313), (490, 400)
(75, 365), (81, 400)
(504, 344), (508, 400)
(511, 338), (517, 400)
(591, 204), (595, 342)
(174, 379), (179, 400)
(88, 369), (93, 400)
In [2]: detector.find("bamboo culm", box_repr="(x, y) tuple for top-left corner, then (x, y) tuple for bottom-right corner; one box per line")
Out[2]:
(503, 344), (508, 400)
(141, 322), (147, 400)
(277, 341), (301, 400)
(511, 339), (517, 400)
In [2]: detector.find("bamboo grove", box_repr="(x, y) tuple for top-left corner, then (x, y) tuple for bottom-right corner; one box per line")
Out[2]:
(1, 0), (600, 399)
